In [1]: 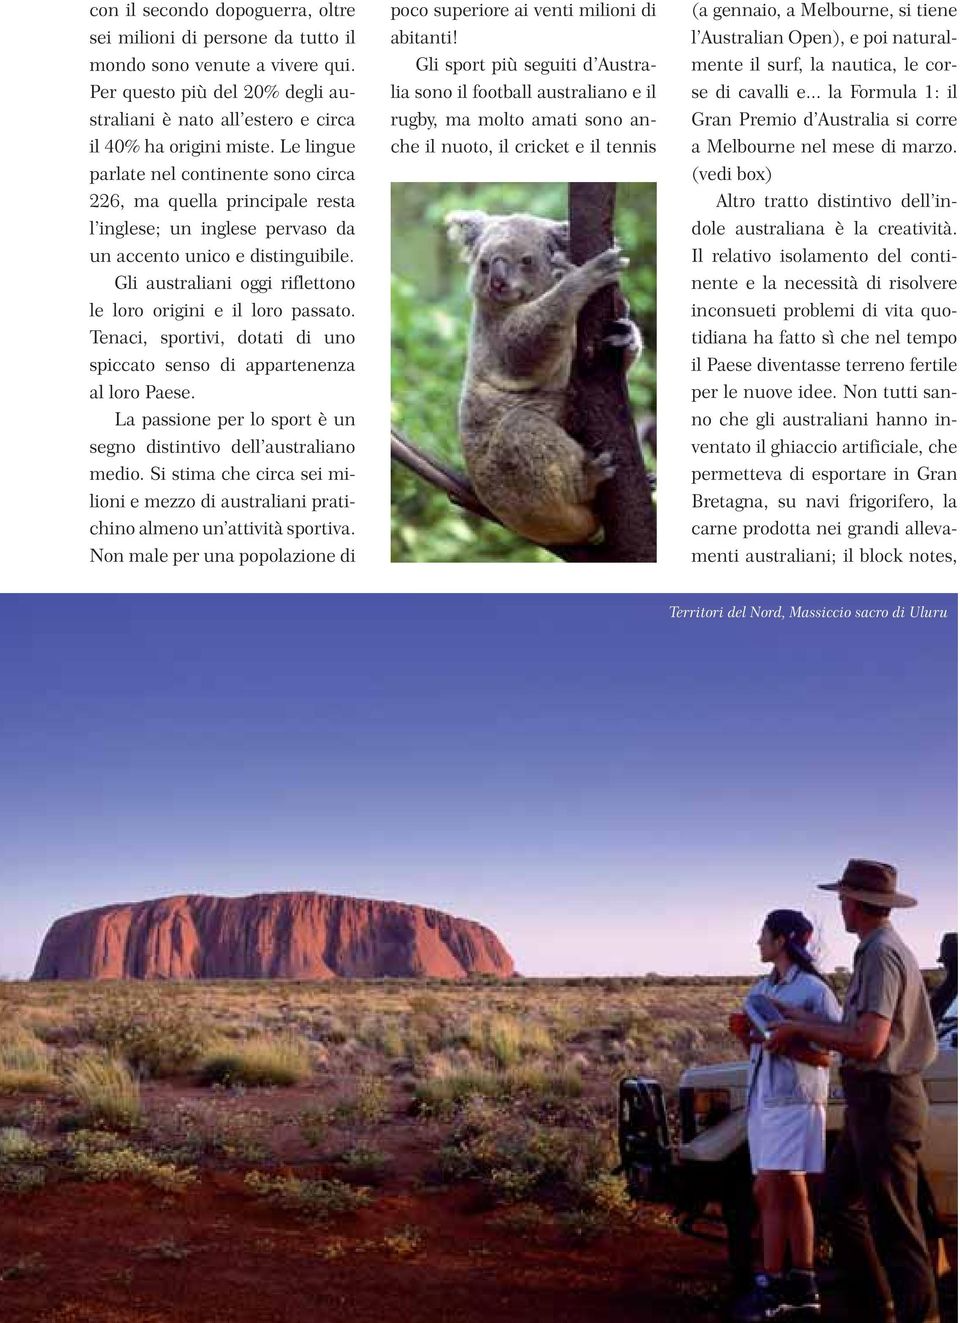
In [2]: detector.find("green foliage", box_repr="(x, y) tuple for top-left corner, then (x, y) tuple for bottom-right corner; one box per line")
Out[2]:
(391, 181), (656, 562)
(333, 1075), (390, 1125)
(0, 1126), (49, 1194)
(65, 1130), (196, 1192)
(80, 993), (208, 1077)
(334, 1145), (392, 1183)
(244, 1171), (372, 1219)
(380, 1224), (424, 1258)
(298, 1104), (331, 1148)
(0, 1127), (47, 1162)
(434, 1095), (619, 1216)
(161, 1100), (272, 1161)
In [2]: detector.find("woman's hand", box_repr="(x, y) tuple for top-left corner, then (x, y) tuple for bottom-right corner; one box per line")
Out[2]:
(764, 1022), (803, 1054)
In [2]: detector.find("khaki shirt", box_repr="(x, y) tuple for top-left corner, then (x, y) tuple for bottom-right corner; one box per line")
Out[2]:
(842, 922), (937, 1075)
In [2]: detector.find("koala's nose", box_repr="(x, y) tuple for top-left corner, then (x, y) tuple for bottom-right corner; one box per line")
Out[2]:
(490, 257), (509, 291)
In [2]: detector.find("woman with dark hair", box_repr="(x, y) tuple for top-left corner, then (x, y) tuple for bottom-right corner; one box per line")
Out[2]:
(732, 910), (842, 1323)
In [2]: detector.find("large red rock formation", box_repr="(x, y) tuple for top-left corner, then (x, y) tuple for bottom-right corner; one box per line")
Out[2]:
(32, 893), (514, 981)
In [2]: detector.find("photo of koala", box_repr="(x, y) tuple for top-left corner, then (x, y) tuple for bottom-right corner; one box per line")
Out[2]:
(446, 210), (643, 546)
(390, 183), (656, 563)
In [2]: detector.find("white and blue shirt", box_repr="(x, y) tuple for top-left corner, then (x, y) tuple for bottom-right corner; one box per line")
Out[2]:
(747, 963), (842, 1108)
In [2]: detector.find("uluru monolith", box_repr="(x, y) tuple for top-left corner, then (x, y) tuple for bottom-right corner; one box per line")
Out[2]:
(32, 892), (515, 981)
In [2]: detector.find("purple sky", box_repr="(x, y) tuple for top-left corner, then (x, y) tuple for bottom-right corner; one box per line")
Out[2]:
(0, 594), (955, 978)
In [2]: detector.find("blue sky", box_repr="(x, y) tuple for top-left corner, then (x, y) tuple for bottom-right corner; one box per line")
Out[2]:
(0, 595), (955, 978)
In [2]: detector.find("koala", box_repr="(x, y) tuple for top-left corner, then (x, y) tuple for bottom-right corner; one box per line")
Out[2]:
(446, 209), (641, 546)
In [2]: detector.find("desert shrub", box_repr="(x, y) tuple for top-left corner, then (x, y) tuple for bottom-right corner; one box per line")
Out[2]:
(558, 1209), (607, 1241)
(359, 1017), (406, 1059)
(313, 1013), (349, 1045)
(0, 1026), (57, 1094)
(160, 1100), (271, 1161)
(605, 1006), (654, 1045)
(244, 1171), (371, 1219)
(64, 1054), (142, 1130)
(79, 995), (208, 1077)
(334, 1076), (390, 1125)
(408, 992), (444, 1018)
(381, 1225), (423, 1258)
(580, 1173), (635, 1220)
(11, 1100), (50, 1134)
(488, 1167), (540, 1203)
(0, 1127), (47, 1162)
(335, 1145), (392, 1183)
(492, 1204), (551, 1235)
(0, 1253), (47, 1280)
(0, 1163), (47, 1194)
(199, 1033), (312, 1087)
(298, 1105), (331, 1148)
(435, 1097), (615, 1211)
(66, 1131), (196, 1192)
(0, 1126), (49, 1194)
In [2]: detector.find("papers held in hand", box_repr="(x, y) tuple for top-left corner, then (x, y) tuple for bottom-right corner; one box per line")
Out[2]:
(744, 993), (785, 1041)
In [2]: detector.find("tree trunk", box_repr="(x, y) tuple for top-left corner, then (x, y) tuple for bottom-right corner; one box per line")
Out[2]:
(568, 182), (657, 563)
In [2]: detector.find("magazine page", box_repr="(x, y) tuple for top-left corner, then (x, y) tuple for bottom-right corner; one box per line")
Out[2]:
(0, 4), (957, 1323)
(4, 0), (958, 583)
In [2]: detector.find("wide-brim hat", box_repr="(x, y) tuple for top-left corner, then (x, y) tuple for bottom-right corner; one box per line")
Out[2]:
(818, 858), (917, 908)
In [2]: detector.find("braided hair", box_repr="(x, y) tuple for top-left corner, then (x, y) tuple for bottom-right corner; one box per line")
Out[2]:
(764, 909), (831, 986)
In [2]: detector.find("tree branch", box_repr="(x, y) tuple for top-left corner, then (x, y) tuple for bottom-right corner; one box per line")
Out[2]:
(568, 183), (657, 563)
(390, 430), (600, 562)
(391, 429), (494, 520)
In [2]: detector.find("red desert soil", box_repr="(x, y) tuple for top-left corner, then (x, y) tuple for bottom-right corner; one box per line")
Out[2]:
(0, 1177), (731, 1323)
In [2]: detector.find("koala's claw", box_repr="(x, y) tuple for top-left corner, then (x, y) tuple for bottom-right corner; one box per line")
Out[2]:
(602, 316), (644, 366)
(586, 450), (617, 483)
(584, 246), (629, 287)
(603, 317), (637, 348)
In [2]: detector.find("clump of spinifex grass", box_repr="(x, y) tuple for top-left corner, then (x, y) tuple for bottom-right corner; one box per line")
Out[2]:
(64, 1054), (143, 1130)
(199, 1033), (312, 1087)
(244, 1171), (371, 1220)
(414, 1057), (582, 1116)
(0, 1026), (58, 1095)
(467, 1014), (554, 1067)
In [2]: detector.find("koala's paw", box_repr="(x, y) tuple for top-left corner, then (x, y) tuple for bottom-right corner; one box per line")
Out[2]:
(585, 449), (617, 487)
(602, 316), (644, 367)
(582, 245), (629, 289)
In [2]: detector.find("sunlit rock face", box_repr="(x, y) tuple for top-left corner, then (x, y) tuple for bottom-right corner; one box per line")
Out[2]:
(32, 893), (515, 981)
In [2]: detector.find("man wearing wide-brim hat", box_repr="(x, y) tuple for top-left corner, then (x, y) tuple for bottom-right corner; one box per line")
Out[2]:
(765, 859), (940, 1323)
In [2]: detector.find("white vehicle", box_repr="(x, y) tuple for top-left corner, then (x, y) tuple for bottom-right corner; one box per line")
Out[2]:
(618, 979), (957, 1285)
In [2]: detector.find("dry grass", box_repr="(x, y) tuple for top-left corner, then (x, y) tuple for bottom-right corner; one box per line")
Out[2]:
(0, 1026), (58, 1094)
(64, 1054), (142, 1130)
(1, 973), (757, 1223)
(199, 1032), (313, 1087)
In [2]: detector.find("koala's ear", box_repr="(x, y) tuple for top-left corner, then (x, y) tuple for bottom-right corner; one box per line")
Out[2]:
(445, 210), (490, 261)
(546, 220), (570, 255)
(546, 221), (572, 281)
